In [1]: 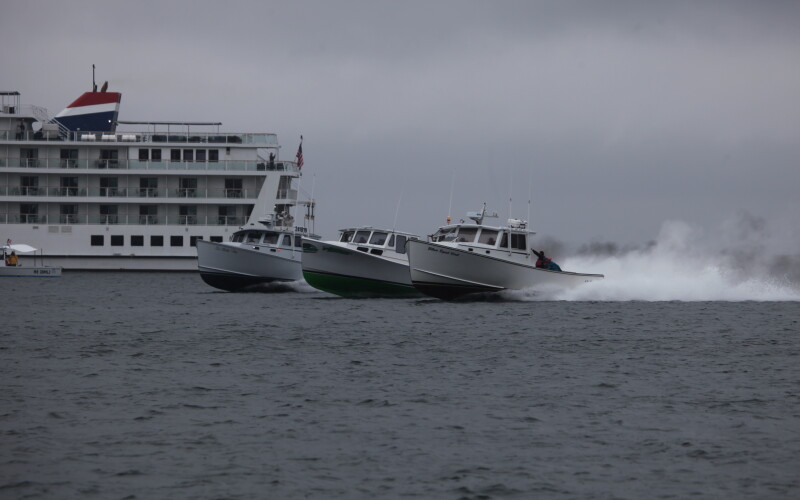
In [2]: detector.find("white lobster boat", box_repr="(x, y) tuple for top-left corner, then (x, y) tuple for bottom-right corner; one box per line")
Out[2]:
(301, 227), (421, 298)
(406, 205), (603, 300)
(0, 242), (61, 277)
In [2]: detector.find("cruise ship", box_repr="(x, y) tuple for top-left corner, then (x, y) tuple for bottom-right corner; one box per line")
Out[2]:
(0, 83), (304, 270)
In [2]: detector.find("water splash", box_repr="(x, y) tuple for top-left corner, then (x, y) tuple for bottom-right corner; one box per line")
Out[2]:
(524, 218), (800, 302)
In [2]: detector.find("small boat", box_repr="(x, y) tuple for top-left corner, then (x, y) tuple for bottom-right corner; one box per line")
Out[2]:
(196, 211), (312, 291)
(0, 243), (62, 277)
(406, 204), (603, 300)
(302, 227), (422, 298)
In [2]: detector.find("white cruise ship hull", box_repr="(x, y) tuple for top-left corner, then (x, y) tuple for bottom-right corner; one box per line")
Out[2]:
(407, 239), (603, 300)
(196, 239), (302, 291)
(301, 239), (420, 297)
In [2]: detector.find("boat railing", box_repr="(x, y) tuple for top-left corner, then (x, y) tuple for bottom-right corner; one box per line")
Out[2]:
(0, 157), (299, 173)
(1, 129), (278, 146)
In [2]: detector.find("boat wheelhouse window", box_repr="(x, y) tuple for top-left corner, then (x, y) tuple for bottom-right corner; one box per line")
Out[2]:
(171, 236), (183, 247)
(231, 232), (245, 243)
(245, 232), (260, 244)
(138, 149), (149, 161)
(282, 235), (292, 246)
(131, 235), (144, 247)
(262, 232), (279, 245)
(295, 235), (302, 247)
(111, 235), (124, 246)
(209, 150), (219, 162)
(340, 230), (354, 243)
(510, 233), (526, 251)
(354, 230), (371, 244)
(478, 229), (498, 245)
(456, 227), (478, 242)
(369, 232), (388, 246)
(500, 232), (508, 248)
(91, 235), (104, 246)
(432, 227), (456, 242)
(151, 236), (164, 247)
(395, 235), (408, 254)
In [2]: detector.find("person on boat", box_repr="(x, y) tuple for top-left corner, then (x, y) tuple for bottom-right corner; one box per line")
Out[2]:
(532, 249), (562, 271)
(6, 251), (18, 266)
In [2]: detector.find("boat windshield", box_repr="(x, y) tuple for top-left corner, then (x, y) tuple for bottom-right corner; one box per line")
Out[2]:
(340, 230), (354, 243)
(353, 230), (371, 244)
(262, 232), (279, 245)
(369, 232), (388, 246)
(431, 227), (456, 242)
(478, 229), (498, 245)
(455, 227), (478, 243)
(246, 232), (261, 244)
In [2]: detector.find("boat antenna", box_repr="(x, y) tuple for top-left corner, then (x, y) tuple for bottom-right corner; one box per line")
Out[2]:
(447, 169), (455, 224)
(527, 169), (532, 228)
(92, 64), (97, 92)
(392, 190), (403, 232)
(508, 169), (513, 222)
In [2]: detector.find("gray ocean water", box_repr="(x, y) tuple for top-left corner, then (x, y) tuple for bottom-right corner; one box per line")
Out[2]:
(1, 272), (798, 499)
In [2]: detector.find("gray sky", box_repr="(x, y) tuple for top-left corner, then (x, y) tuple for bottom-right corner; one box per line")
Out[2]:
(3, 0), (799, 250)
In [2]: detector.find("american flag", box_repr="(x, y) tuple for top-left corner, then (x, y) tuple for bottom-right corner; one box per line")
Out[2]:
(295, 136), (304, 169)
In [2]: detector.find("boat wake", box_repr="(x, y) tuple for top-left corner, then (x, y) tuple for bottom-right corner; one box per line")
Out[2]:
(236, 280), (319, 294)
(508, 217), (800, 302)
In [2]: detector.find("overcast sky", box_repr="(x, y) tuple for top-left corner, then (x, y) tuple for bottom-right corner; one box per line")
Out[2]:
(3, 1), (799, 250)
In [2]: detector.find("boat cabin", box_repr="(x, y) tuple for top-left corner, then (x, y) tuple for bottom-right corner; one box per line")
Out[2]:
(430, 223), (532, 253)
(338, 228), (417, 256)
(230, 229), (302, 249)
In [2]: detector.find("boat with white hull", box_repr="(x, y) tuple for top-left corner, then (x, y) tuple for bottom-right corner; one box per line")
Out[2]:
(302, 227), (421, 298)
(407, 205), (603, 300)
(1, 243), (61, 277)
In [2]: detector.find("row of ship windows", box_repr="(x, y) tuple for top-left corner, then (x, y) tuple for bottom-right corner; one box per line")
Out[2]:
(18, 148), (222, 162)
(90, 234), (224, 247)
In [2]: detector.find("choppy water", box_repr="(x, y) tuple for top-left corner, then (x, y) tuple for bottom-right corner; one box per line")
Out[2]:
(1, 272), (799, 499)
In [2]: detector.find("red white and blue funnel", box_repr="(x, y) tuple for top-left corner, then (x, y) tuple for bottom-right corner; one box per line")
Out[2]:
(54, 90), (122, 132)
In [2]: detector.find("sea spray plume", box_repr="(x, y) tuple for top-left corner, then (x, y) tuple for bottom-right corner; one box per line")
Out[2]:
(549, 217), (800, 301)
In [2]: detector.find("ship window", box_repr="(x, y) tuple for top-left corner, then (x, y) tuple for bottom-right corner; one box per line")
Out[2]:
(209, 150), (219, 162)
(151, 149), (162, 161)
(60, 176), (79, 196)
(131, 235), (144, 247)
(60, 149), (78, 168)
(432, 227), (455, 242)
(99, 205), (118, 224)
(111, 235), (124, 246)
(395, 235), (408, 254)
(225, 178), (243, 198)
(183, 149), (193, 162)
(60, 204), (78, 224)
(387, 234), (395, 247)
(354, 230), (371, 244)
(190, 236), (202, 247)
(478, 229), (498, 245)
(500, 232), (508, 248)
(20, 176), (39, 195)
(171, 236), (183, 247)
(369, 232), (388, 246)
(262, 232), (279, 245)
(150, 235), (164, 246)
(246, 232), (260, 244)
(340, 230), (354, 243)
(20, 148), (38, 167)
(20, 203), (38, 223)
(456, 228), (478, 242)
(282, 235), (292, 246)
(138, 149), (149, 161)
(91, 235), (104, 246)
(510, 233), (526, 251)
(295, 235), (302, 247)
(196, 150), (206, 162)
(210, 236), (223, 243)
(170, 149), (181, 161)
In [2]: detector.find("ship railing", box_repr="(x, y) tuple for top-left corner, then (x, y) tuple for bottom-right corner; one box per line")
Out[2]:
(2, 186), (259, 200)
(1, 130), (278, 145)
(0, 157), (299, 173)
(1, 213), (249, 226)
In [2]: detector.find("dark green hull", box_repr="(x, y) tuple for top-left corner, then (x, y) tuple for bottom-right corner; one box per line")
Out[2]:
(303, 271), (423, 298)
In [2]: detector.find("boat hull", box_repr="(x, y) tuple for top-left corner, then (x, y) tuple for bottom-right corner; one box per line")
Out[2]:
(196, 239), (302, 291)
(0, 266), (62, 277)
(407, 240), (603, 300)
(301, 240), (420, 298)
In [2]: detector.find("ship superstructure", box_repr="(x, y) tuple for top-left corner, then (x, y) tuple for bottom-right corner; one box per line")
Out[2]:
(0, 85), (303, 270)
